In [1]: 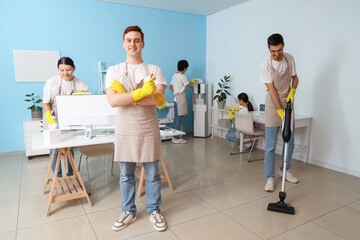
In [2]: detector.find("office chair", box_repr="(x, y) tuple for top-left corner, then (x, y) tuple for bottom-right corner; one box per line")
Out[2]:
(233, 112), (265, 162)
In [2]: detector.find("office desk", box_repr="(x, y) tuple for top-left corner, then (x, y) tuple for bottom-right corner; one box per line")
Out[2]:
(211, 109), (312, 162)
(32, 129), (185, 216)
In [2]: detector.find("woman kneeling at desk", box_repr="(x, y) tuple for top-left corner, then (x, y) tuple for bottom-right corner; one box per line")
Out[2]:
(42, 57), (88, 177)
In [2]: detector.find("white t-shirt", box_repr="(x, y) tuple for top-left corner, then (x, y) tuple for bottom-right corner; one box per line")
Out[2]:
(239, 107), (249, 113)
(260, 52), (297, 84)
(105, 62), (167, 91)
(43, 75), (88, 103)
(170, 72), (189, 102)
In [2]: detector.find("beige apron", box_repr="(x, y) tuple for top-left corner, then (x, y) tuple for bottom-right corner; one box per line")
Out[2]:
(265, 56), (294, 127)
(175, 92), (188, 116)
(43, 78), (75, 130)
(114, 63), (161, 162)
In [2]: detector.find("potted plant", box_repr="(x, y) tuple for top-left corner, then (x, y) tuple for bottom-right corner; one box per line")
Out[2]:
(213, 75), (231, 109)
(25, 93), (43, 120)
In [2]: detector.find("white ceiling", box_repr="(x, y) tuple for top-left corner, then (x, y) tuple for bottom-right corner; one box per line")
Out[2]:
(96, 0), (250, 16)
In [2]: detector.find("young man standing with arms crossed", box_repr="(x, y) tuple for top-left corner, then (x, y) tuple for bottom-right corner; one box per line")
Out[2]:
(106, 26), (168, 232)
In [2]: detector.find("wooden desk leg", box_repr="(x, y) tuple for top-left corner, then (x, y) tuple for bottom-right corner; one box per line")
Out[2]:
(137, 167), (146, 197)
(67, 149), (92, 207)
(161, 154), (174, 191)
(47, 151), (62, 216)
(43, 149), (56, 194)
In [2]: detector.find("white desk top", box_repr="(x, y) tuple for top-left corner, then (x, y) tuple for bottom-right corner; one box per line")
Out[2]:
(32, 128), (185, 151)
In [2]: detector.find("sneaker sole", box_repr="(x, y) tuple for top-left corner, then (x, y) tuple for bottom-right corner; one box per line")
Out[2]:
(112, 216), (137, 231)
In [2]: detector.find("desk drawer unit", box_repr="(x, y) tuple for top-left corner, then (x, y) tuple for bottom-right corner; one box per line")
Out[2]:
(23, 120), (49, 159)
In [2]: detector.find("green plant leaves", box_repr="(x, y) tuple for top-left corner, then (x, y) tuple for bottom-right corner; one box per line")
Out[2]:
(25, 93), (42, 112)
(214, 75), (231, 102)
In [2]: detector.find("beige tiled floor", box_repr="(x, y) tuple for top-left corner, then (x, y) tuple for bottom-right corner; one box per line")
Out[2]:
(1, 136), (360, 239)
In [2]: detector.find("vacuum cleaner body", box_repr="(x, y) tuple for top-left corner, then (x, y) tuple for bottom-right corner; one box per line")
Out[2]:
(267, 100), (295, 215)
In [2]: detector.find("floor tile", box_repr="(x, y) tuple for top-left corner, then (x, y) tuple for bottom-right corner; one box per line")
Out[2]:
(192, 182), (258, 210)
(300, 178), (360, 205)
(223, 199), (307, 239)
(327, 172), (360, 189)
(173, 167), (225, 191)
(127, 229), (179, 240)
(209, 161), (259, 182)
(171, 212), (261, 240)
(0, 171), (21, 188)
(0, 205), (17, 233)
(270, 222), (346, 240)
(161, 192), (218, 226)
(18, 196), (86, 229)
(348, 199), (360, 211)
(0, 231), (16, 240)
(17, 215), (97, 240)
(313, 206), (360, 240)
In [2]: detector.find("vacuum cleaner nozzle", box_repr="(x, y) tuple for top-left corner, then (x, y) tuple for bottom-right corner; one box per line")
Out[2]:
(267, 202), (295, 215)
(267, 191), (295, 215)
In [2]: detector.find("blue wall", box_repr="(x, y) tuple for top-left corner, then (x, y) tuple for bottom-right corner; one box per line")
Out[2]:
(0, 0), (206, 153)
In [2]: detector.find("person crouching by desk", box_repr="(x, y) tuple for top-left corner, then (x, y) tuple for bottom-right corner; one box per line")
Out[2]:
(105, 26), (168, 232)
(42, 57), (88, 177)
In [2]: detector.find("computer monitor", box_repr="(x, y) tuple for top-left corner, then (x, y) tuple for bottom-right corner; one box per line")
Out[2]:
(56, 95), (116, 139)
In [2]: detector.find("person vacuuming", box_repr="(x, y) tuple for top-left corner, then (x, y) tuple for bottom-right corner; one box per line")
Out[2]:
(260, 33), (299, 192)
(267, 99), (295, 215)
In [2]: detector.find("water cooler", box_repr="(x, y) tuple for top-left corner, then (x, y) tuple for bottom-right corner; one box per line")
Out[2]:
(193, 83), (212, 137)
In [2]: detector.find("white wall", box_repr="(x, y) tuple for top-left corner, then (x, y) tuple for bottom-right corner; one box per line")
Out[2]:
(207, 0), (360, 176)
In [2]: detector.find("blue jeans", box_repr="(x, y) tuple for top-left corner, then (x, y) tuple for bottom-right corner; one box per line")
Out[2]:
(172, 102), (185, 139)
(50, 148), (74, 178)
(119, 160), (161, 215)
(264, 126), (295, 178)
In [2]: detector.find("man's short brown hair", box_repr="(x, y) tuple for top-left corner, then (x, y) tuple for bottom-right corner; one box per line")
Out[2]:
(123, 26), (144, 41)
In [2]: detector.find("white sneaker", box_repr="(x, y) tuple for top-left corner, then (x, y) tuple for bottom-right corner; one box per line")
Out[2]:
(172, 137), (187, 144)
(112, 211), (136, 231)
(278, 169), (299, 183)
(265, 178), (275, 192)
(149, 211), (167, 231)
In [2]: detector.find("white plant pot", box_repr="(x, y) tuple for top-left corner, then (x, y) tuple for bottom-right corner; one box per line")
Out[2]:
(31, 110), (43, 120)
(217, 100), (226, 109)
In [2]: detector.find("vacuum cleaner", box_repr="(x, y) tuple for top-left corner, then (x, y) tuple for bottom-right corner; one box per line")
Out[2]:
(267, 100), (295, 215)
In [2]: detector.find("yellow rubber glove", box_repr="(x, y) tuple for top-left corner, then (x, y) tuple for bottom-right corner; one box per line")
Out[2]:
(131, 77), (156, 102)
(191, 78), (197, 83)
(75, 90), (87, 93)
(110, 80), (126, 93)
(233, 107), (241, 111)
(287, 88), (296, 104)
(152, 91), (168, 110)
(45, 110), (56, 124)
(277, 109), (284, 121)
(228, 111), (234, 120)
